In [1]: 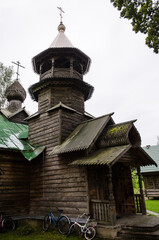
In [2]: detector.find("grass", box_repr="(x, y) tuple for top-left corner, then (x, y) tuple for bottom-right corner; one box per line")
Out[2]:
(145, 200), (159, 213)
(0, 224), (100, 240)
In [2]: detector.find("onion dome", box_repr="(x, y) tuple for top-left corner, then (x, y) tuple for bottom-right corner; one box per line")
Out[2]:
(6, 80), (26, 102)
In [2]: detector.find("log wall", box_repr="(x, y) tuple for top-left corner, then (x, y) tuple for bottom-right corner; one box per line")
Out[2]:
(61, 110), (87, 142)
(51, 87), (84, 113)
(0, 150), (29, 216)
(38, 86), (85, 114)
(9, 111), (28, 125)
(28, 108), (89, 217)
(143, 174), (159, 198)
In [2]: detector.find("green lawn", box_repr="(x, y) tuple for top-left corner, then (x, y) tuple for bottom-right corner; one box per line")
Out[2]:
(0, 231), (73, 240)
(145, 200), (159, 213)
(0, 225), (100, 240)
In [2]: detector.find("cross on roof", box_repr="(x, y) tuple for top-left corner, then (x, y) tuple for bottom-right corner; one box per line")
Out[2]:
(57, 7), (65, 23)
(12, 61), (25, 80)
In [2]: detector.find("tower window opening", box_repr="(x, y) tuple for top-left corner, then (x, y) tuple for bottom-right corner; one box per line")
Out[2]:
(73, 61), (82, 74)
(54, 57), (70, 68)
(41, 60), (52, 74)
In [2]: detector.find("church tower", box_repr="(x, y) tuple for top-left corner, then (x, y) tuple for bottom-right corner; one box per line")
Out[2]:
(29, 22), (93, 115)
(27, 15), (94, 214)
(28, 18), (94, 144)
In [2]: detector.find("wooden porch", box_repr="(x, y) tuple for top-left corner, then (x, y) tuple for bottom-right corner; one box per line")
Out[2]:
(90, 194), (145, 226)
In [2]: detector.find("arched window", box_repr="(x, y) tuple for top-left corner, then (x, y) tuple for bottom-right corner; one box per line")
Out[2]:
(54, 57), (70, 68)
(41, 60), (52, 74)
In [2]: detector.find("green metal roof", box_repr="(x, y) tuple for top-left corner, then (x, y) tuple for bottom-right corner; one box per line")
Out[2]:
(70, 145), (131, 166)
(0, 114), (45, 161)
(50, 114), (113, 155)
(141, 145), (159, 173)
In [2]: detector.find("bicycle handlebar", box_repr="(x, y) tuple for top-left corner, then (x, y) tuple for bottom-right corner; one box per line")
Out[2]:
(77, 213), (91, 219)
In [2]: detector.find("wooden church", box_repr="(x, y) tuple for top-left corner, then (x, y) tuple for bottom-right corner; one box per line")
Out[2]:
(0, 18), (156, 227)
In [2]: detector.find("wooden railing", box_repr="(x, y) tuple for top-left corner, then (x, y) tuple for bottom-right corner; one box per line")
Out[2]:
(40, 68), (83, 81)
(91, 199), (116, 225)
(134, 194), (142, 213)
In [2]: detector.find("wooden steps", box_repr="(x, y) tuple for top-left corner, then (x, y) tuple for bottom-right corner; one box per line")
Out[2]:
(116, 225), (159, 239)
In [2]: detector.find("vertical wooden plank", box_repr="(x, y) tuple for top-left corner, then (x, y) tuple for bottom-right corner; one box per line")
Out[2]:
(137, 166), (146, 214)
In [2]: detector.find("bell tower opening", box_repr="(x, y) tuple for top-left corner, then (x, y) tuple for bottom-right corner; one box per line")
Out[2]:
(29, 16), (94, 114)
(54, 57), (70, 68)
(41, 60), (52, 74)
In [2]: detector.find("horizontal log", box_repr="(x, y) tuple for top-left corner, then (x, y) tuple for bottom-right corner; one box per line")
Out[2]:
(30, 186), (86, 194)
(0, 194), (29, 200)
(30, 200), (87, 209)
(30, 195), (87, 203)
(29, 181), (86, 190)
(0, 162), (28, 169)
(30, 191), (87, 198)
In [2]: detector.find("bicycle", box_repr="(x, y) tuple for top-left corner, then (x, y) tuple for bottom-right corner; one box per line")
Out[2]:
(67, 213), (96, 240)
(43, 207), (70, 234)
(0, 212), (15, 232)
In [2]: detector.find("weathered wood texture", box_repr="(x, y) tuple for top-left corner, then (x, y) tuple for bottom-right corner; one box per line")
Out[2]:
(28, 108), (89, 217)
(112, 163), (136, 216)
(87, 166), (109, 201)
(88, 166), (116, 224)
(38, 88), (51, 113)
(61, 110), (87, 142)
(38, 86), (85, 113)
(91, 199), (112, 224)
(143, 174), (159, 198)
(9, 111), (28, 125)
(0, 151), (29, 216)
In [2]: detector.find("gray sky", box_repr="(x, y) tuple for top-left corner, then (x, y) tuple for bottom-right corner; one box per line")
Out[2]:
(0, 0), (159, 146)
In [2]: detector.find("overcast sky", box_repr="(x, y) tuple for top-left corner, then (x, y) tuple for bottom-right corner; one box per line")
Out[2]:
(0, 0), (159, 147)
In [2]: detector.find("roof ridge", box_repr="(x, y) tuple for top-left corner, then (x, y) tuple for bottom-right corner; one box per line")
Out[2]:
(81, 113), (114, 124)
(108, 119), (137, 127)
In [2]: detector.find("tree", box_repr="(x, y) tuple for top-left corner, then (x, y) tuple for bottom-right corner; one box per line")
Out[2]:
(110, 0), (159, 53)
(0, 62), (14, 108)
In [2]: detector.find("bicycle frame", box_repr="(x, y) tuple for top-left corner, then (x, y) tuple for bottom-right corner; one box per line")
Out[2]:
(48, 210), (61, 226)
(0, 212), (5, 229)
(71, 213), (91, 234)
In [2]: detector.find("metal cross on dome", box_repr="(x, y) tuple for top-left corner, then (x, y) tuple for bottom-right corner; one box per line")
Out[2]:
(57, 7), (65, 23)
(12, 61), (25, 81)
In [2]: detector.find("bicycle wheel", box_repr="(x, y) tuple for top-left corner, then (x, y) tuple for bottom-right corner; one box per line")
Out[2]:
(58, 215), (70, 234)
(84, 226), (96, 240)
(67, 224), (75, 237)
(43, 215), (51, 231)
(2, 217), (15, 232)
